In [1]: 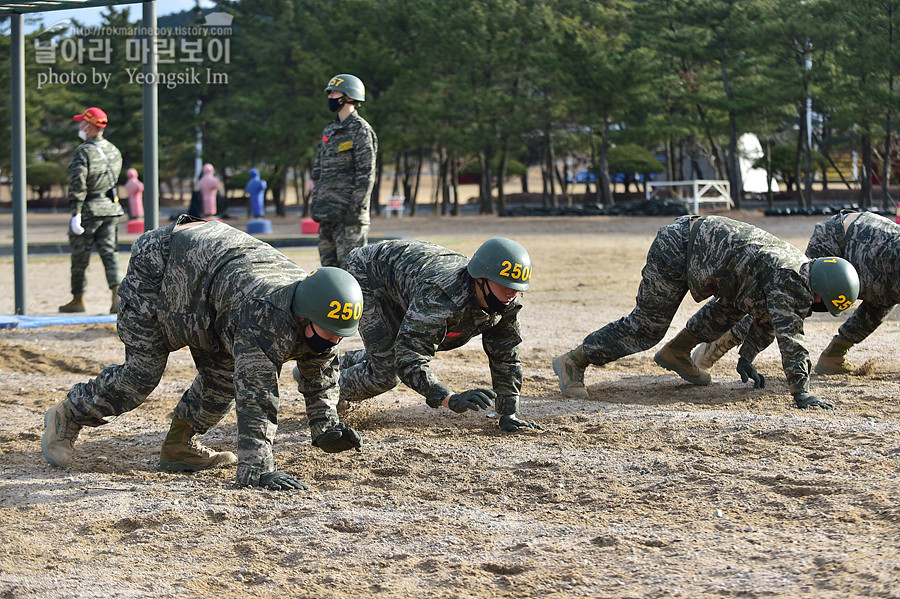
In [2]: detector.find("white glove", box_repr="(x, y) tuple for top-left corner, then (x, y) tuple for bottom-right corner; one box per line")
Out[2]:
(70, 214), (84, 235)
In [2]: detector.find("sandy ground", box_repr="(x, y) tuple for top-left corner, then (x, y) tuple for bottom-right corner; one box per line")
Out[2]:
(1, 210), (899, 598)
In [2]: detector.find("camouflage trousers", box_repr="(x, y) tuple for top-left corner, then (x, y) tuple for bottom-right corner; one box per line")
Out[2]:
(582, 216), (735, 365)
(317, 222), (368, 269)
(66, 219), (235, 435)
(683, 298), (756, 343)
(68, 214), (122, 294)
(338, 263), (403, 402)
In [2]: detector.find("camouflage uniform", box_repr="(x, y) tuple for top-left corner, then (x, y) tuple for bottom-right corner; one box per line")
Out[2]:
(340, 240), (524, 415)
(67, 136), (124, 294)
(310, 112), (378, 269)
(582, 215), (817, 395)
(64, 217), (341, 487)
(719, 209), (900, 349)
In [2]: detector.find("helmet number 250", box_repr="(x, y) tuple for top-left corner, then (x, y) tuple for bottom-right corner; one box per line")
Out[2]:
(499, 261), (531, 282)
(327, 301), (362, 321)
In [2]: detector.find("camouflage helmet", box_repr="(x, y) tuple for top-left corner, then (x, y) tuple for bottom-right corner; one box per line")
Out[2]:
(466, 238), (532, 292)
(325, 74), (366, 102)
(809, 257), (859, 316)
(291, 267), (363, 337)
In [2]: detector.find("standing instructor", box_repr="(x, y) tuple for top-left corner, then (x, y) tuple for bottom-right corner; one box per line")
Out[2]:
(59, 106), (124, 315)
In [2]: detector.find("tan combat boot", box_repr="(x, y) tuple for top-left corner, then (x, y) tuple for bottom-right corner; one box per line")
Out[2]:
(159, 418), (237, 472)
(691, 330), (740, 372)
(654, 329), (711, 386)
(814, 335), (856, 375)
(58, 295), (86, 313)
(109, 284), (120, 314)
(552, 345), (590, 398)
(42, 400), (82, 468)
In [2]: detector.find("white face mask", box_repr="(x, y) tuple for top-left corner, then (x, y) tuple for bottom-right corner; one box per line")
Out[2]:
(78, 126), (88, 141)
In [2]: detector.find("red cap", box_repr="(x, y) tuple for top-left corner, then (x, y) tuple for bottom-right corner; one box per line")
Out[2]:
(73, 107), (108, 128)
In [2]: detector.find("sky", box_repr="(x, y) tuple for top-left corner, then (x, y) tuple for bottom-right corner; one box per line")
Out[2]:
(22, 0), (217, 33)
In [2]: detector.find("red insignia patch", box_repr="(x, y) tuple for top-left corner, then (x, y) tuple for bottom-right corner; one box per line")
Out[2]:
(322, 135), (329, 142)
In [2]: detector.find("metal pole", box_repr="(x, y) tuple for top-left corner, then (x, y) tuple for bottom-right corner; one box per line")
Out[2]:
(142, 1), (159, 230)
(11, 14), (27, 315)
(195, 98), (203, 182)
(803, 43), (813, 208)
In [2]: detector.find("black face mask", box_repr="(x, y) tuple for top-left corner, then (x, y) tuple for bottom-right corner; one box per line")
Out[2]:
(807, 299), (829, 316)
(479, 279), (510, 313)
(328, 96), (345, 113)
(306, 326), (338, 354)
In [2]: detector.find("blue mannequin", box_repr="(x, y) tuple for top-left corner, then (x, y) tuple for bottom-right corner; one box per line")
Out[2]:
(245, 168), (268, 218)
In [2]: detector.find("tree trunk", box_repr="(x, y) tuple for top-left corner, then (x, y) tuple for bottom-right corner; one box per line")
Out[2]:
(556, 160), (570, 206)
(450, 154), (460, 216)
(820, 125), (832, 191)
(541, 135), (550, 209)
(372, 153), (383, 216)
(497, 150), (508, 213)
(401, 152), (417, 216)
(412, 149), (423, 212)
(392, 151), (401, 197)
(765, 137), (775, 210)
(860, 132), (874, 209)
(438, 149), (451, 216)
(598, 119), (612, 206)
(543, 124), (556, 208)
(881, 128), (893, 210)
(794, 126), (805, 207)
(478, 150), (495, 215)
(716, 35), (742, 210)
(269, 165), (286, 217)
(291, 166), (302, 215)
(666, 137), (676, 182)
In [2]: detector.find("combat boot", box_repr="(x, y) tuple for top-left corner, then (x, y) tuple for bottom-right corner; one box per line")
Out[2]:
(654, 329), (711, 386)
(159, 418), (237, 472)
(552, 345), (590, 398)
(42, 400), (82, 468)
(691, 330), (740, 372)
(815, 334), (856, 375)
(58, 295), (86, 313)
(109, 284), (120, 314)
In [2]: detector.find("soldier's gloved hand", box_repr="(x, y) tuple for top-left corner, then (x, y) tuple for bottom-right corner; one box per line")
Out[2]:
(313, 423), (363, 453)
(793, 392), (835, 410)
(257, 471), (309, 491)
(447, 388), (496, 413)
(737, 357), (766, 389)
(69, 214), (84, 235)
(499, 414), (547, 433)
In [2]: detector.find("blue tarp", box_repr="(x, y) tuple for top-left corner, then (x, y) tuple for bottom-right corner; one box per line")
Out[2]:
(0, 314), (117, 329)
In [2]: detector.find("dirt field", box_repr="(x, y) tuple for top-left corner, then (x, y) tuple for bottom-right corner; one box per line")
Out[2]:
(1, 211), (899, 598)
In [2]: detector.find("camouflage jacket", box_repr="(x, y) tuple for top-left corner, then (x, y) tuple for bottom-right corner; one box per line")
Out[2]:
(688, 216), (815, 394)
(154, 222), (339, 484)
(351, 240), (523, 412)
(805, 210), (900, 341)
(67, 136), (124, 219)
(309, 112), (378, 225)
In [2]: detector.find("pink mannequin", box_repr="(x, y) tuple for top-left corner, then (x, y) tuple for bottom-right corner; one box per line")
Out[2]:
(198, 163), (221, 217)
(124, 168), (144, 220)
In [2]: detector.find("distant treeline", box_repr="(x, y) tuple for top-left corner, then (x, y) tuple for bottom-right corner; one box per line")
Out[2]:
(2, 0), (899, 214)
